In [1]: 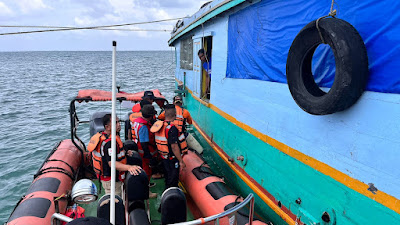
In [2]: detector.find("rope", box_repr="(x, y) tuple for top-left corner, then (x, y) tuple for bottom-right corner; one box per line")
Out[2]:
(0, 25), (171, 32)
(34, 167), (75, 180)
(0, 17), (186, 36)
(316, 0), (337, 44)
(46, 159), (76, 176)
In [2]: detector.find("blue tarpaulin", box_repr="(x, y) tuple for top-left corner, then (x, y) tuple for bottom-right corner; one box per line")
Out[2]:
(226, 0), (400, 93)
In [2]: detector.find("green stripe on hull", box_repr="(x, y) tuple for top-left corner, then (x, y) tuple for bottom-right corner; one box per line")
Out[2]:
(183, 90), (400, 225)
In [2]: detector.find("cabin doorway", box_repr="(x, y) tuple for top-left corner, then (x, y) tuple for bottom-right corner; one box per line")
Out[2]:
(199, 37), (212, 100)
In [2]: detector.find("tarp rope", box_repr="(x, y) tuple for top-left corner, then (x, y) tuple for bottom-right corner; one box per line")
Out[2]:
(316, 0), (337, 44)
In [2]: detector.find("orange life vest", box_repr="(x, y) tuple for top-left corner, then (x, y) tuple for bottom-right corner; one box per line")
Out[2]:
(130, 103), (142, 140)
(154, 121), (188, 159)
(173, 106), (186, 133)
(62, 205), (85, 225)
(87, 132), (126, 181)
(132, 117), (157, 157)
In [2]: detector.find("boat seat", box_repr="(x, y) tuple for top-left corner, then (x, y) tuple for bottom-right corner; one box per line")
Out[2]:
(129, 208), (150, 225)
(89, 112), (109, 137)
(97, 195), (125, 225)
(160, 187), (187, 225)
(125, 169), (149, 202)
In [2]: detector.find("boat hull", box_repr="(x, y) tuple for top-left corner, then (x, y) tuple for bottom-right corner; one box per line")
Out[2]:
(7, 139), (82, 225)
(181, 86), (400, 225)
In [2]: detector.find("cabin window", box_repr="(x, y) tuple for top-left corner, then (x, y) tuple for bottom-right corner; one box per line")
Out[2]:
(180, 37), (193, 70)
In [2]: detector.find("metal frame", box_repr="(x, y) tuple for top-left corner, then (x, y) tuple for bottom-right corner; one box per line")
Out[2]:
(172, 193), (255, 225)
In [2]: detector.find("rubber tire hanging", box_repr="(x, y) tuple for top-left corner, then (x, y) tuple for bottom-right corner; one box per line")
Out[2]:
(286, 18), (369, 115)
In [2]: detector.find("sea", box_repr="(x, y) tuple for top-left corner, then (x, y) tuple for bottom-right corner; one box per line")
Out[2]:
(0, 51), (177, 223)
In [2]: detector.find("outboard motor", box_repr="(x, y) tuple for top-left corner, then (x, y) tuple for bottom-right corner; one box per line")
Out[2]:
(89, 112), (109, 137)
(161, 187), (187, 225)
(125, 170), (150, 225)
(97, 195), (125, 225)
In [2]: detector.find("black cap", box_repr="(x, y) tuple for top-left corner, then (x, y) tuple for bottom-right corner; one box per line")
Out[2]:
(143, 91), (155, 100)
(141, 104), (156, 118)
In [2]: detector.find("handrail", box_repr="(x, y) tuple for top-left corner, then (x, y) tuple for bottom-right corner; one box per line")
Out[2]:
(51, 213), (73, 225)
(171, 193), (255, 225)
(52, 193), (255, 225)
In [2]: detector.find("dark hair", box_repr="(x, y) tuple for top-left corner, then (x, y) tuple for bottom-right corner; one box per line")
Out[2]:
(140, 100), (151, 108)
(141, 104), (156, 118)
(173, 95), (182, 102)
(198, 48), (205, 55)
(164, 104), (176, 118)
(102, 114), (111, 127)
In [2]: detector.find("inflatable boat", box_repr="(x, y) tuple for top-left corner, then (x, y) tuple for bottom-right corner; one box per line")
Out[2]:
(6, 88), (268, 225)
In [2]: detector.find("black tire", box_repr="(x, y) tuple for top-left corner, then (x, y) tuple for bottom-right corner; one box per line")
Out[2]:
(286, 18), (369, 115)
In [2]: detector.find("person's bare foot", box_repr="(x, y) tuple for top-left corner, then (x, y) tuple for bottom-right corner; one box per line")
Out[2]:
(151, 173), (164, 179)
(149, 192), (157, 199)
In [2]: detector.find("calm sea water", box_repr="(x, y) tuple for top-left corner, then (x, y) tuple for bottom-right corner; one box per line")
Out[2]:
(0, 51), (177, 223)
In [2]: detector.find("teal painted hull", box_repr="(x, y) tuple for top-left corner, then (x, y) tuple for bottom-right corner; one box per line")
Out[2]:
(183, 89), (400, 225)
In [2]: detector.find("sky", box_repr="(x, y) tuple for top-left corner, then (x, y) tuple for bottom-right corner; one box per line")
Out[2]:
(0, 0), (209, 51)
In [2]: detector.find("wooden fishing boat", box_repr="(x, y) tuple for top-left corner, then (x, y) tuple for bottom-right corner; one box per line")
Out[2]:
(169, 0), (400, 224)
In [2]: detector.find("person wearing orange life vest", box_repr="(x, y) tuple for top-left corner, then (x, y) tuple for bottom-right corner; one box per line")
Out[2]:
(128, 91), (155, 140)
(158, 95), (204, 154)
(132, 104), (158, 198)
(158, 95), (192, 134)
(87, 114), (141, 197)
(152, 104), (187, 189)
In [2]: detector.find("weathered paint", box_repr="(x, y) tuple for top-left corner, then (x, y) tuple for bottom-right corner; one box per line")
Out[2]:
(182, 84), (400, 225)
(168, 0), (246, 46)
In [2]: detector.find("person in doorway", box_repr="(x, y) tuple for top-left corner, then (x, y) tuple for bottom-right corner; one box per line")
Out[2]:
(132, 104), (158, 198)
(198, 49), (211, 94)
(152, 104), (187, 189)
(87, 114), (141, 197)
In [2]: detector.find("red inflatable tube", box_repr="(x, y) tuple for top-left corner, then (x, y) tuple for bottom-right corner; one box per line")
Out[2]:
(180, 151), (267, 225)
(7, 139), (82, 225)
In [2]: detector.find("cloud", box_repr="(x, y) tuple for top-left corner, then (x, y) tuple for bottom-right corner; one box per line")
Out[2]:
(0, 1), (13, 16)
(16, 0), (49, 14)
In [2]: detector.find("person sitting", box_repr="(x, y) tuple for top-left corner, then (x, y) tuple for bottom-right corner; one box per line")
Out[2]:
(87, 114), (141, 197)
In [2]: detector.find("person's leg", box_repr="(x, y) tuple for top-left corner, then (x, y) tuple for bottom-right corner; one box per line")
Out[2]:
(163, 159), (173, 189)
(142, 158), (152, 180)
(101, 180), (111, 195)
(169, 159), (180, 188)
(115, 181), (122, 197)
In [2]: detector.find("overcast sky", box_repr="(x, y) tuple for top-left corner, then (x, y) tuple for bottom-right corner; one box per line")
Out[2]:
(0, 0), (209, 51)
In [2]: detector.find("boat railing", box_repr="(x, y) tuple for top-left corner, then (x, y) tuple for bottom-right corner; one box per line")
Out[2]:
(51, 193), (255, 225)
(171, 193), (255, 225)
(51, 213), (73, 225)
